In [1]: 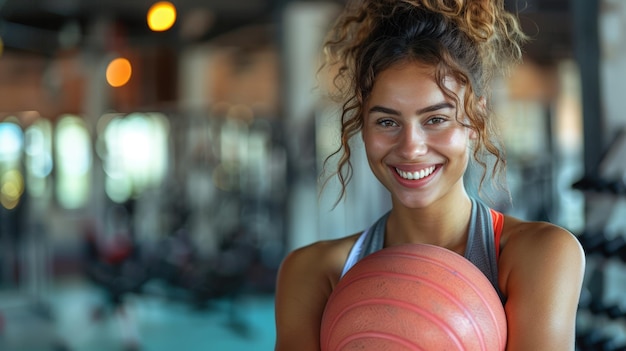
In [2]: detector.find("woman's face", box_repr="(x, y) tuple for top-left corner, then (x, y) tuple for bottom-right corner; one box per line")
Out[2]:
(362, 61), (474, 209)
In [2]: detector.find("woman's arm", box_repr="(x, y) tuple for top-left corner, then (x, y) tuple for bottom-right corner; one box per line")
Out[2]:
(499, 222), (586, 351)
(274, 242), (340, 351)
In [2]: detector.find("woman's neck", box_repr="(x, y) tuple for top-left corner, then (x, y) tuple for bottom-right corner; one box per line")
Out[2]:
(385, 192), (473, 254)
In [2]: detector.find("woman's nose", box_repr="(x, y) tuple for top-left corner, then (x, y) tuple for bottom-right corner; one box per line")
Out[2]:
(397, 126), (427, 159)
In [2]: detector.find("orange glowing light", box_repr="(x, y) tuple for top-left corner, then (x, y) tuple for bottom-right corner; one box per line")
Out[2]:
(147, 2), (177, 32)
(106, 57), (132, 88)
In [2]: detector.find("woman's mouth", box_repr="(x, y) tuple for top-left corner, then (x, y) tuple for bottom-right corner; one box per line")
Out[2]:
(395, 166), (436, 180)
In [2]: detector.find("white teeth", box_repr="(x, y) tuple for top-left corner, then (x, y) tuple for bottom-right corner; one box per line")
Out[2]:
(396, 166), (436, 180)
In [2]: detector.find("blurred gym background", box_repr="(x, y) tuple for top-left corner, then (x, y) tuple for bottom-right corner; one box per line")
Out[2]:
(0, 0), (625, 350)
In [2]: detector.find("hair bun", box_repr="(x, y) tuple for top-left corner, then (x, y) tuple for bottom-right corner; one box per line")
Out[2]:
(412, 0), (527, 76)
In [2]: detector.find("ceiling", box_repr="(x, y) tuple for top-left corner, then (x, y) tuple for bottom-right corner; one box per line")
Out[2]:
(0, 0), (573, 64)
(505, 0), (574, 65)
(0, 0), (284, 55)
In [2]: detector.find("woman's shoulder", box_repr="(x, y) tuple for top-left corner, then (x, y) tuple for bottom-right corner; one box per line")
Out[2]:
(498, 215), (585, 288)
(278, 233), (362, 287)
(500, 215), (581, 248)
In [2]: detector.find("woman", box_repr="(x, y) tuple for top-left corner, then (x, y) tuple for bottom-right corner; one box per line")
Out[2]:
(274, 0), (586, 350)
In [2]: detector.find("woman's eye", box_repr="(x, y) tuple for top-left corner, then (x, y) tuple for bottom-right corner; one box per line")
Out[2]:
(426, 116), (446, 125)
(377, 119), (397, 127)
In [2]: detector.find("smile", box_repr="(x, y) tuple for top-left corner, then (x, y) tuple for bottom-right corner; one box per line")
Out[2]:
(395, 166), (436, 180)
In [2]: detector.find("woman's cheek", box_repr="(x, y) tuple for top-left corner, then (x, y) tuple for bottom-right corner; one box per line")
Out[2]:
(434, 127), (471, 149)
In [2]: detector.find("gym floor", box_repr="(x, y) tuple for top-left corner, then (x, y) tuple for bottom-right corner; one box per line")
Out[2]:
(0, 277), (277, 351)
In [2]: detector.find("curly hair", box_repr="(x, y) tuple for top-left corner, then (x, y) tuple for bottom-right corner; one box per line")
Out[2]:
(319, 0), (528, 204)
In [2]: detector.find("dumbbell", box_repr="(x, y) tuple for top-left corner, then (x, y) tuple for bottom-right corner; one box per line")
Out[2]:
(572, 174), (600, 192)
(608, 344), (626, 351)
(587, 300), (626, 320)
(577, 231), (609, 256)
(605, 303), (626, 320)
(576, 329), (616, 351)
(572, 175), (626, 195)
(577, 232), (626, 261)
(606, 179), (626, 195)
(602, 235), (626, 261)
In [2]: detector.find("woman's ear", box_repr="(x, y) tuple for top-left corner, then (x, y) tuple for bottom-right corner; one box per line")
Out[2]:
(468, 127), (478, 140)
(478, 96), (487, 111)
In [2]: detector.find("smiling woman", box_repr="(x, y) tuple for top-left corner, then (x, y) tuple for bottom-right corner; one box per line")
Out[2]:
(362, 62), (473, 209)
(274, 1), (586, 350)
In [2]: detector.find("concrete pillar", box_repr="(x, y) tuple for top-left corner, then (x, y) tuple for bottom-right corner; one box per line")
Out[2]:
(280, 2), (391, 251)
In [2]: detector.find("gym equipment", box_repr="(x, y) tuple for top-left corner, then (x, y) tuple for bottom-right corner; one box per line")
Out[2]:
(574, 128), (626, 351)
(576, 231), (626, 262)
(320, 243), (506, 351)
(576, 328), (626, 351)
(573, 129), (626, 196)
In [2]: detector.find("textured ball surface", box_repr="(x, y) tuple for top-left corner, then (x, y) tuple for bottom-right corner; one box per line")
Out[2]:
(320, 244), (507, 351)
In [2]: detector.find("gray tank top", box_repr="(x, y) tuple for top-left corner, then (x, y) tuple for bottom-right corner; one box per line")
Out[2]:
(340, 198), (505, 303)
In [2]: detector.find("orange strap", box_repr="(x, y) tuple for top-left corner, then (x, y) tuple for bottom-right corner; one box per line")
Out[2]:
(490, 208), (504, 260)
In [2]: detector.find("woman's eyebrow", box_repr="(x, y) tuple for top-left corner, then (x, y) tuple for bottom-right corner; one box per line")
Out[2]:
(368, 105), (400, 115)
(416, 102), (455, 115)
(368, 102), (455, 115)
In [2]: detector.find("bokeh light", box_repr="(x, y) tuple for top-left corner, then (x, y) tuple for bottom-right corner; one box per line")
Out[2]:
(0, 121), (23, 163)
(101, 112), (169, 203)
(1, 169), (24, 210)
(0, 121), (24, 210)
(25, 119), (53, 197)
(106, 57), (132, 88)
(147, 1), (177, 32)
(55, 115), (92, 209)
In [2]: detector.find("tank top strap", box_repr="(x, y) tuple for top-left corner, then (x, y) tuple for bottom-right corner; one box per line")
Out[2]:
(340, 211), (388, 277)
(489, 208), (504, 260)
(465, 198), (505, 302)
